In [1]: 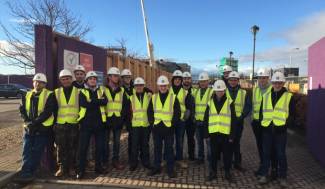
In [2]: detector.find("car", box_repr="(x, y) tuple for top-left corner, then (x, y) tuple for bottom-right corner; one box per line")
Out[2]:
(0, 84), (30, 99)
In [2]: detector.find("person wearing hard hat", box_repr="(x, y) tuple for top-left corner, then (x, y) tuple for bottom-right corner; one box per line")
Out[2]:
(52, 69), (80, 177)
(73, 65), (86, 89)
(222, 65), (233, 86)
(103, 67), (130, 170)
(204, 80), (236, 182)
(76, 71), (108, 179)
(257, 72), (294, 187)
(226, 71), (251, 171)
(128, 77), (152, 171)
(147, 75), (181, 178)
(251, 68), (273, 178)
(121, 69), (133, 97)
(170, 70), (190, 169)
(182, 71), (197, 161)
(17, 73), (55, 183)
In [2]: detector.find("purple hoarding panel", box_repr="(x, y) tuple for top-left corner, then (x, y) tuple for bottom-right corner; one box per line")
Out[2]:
(308, 37), (325, 90)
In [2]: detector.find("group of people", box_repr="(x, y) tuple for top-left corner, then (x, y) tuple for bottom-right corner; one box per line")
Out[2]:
(17, 64), (294, 187)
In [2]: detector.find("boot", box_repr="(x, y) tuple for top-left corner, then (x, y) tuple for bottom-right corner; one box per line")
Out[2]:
(147, 168), (161, 176)
(225, 171), (232, 182)
(258, 176), (268, 185)
(178, 160), (188, 169)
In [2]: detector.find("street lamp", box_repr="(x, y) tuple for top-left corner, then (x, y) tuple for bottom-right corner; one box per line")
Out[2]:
(251, 25), (259, 81)
(289, 47), (300, 68)
(229, 51), (233, 66)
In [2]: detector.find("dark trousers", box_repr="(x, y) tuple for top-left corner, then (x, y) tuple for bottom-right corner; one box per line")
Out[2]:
(103, 127), (122, 163)
(54, 124), (79, 171)
(175, 121), (186, 160)
(78, 126), (105, 173)
(185, 119), (196, 159)
(21, 132), (48, 177)
(129, 127), (150, 167)
(232, 124), (243, 166)
(153, 132), (175, 173)
(209, 133), (232, 174)
(260, 128), (287, 178)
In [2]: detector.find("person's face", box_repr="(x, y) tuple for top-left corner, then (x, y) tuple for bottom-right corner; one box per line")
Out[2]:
(183, 77), (192, 86)
(272, 82), (285, 92)
(228, 78), (239, 87)
(135, 85), (144, 93)
(223, 71), (231, 79)
(158, 85), (168, 93)
(109, 74), (120, 84)
(122, 76), (132, 85)
(33, 81), (46, 92)
(60, 76), (73, 88)
(74, 71), (85, 83)
(258, 76), (270, 87)
(199, 80), (209, 88)
(87, 77), (97, 87)
(173, 78), (182, 86)
(216, 91), (225, 98)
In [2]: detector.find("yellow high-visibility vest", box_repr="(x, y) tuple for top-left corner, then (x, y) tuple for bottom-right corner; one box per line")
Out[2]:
(78, 87), (106, 122)
(252, 85), (272, 120)
(261, 91), (292, 127)
(25, 89), (54, 127)
(104, 87), (124, 117)
(226, 88), (246, 118)
(170, 88), (187, 121)
(153, 92), (176, 127)
(55, 86), (79, 124)
(194, 88), (213, 121)
(130, 92), (150, 127)
(208, 97), (232, 135)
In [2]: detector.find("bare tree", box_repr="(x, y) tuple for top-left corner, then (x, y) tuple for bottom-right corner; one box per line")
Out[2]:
(114, 38), (144, 59)
(0, 0), (92, 69)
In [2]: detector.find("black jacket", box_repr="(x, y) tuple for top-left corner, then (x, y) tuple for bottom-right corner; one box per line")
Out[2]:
(79, 87), (108, 129)
(72, 81), (85, 89)
(204, 94), (236, 139)
(148, 90), (181, 136)
(227, 85), (252, 123)
(259, 87), (295, 133)
(20, 89), (55, 133)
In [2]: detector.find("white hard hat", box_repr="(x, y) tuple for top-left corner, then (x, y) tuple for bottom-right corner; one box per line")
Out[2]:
(223, 65), (233, 73)
(228, 71), (240, 79)
(85, 71), (98, 80)
(134, 77), (145, 85)
(213, 80), (227, 91)
(33, 73), (47, 83)
(157, 75), (169, 85)
(74, 65), (85, 72)
(121, 69), (132, 76)
(198, 72), (209, 81)
(271, 72), (285, 82)
(59, 69), (73, 78)
(107, 67), (120, 75)
(257, 68), (270, 77)
(182, 71), (191, 78)
(172, 70), (183, 77)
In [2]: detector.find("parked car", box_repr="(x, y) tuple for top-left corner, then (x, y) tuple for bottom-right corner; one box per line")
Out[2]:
(0, 84), (30, 98)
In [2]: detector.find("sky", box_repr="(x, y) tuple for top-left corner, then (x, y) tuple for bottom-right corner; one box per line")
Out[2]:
(1, 0), (325, 76)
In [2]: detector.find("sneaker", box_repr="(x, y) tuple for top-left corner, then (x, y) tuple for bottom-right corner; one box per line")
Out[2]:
(258, 176), (268, 185)
(178, 160), (188, 169)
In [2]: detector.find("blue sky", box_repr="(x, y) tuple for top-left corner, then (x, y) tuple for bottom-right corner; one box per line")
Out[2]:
(1, 0), (325, 75)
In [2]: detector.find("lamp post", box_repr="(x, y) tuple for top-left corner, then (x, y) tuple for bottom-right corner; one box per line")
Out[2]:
(251, 25), (259, 82)
(289, 47), (300, 68)
(229, 51), (233, 66)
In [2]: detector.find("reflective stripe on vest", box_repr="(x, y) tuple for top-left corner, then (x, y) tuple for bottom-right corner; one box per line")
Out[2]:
(252, 85), (272, 120)
(25, 89), (54, 127)
(208, 97), (232, 134)
(78, 87), (106, 122)
(170, 88), (187, 121)
(226, 88), (246, 118)
(261, 91), (292, 127)
(130, 93), (150, 127)
(153, 92), (175, 127)
(104, 87), (124, 117)
(195, 88), (212, 121)
(55, 87), (79, 124)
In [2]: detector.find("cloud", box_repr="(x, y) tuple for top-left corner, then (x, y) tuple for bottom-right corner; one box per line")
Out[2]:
(239, 11), (325, 76)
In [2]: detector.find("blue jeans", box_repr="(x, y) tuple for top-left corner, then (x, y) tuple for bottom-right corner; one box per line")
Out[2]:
(21, 132), (48, 177)
(260, 128), (287, 178)
(175, 121), (186, 160)
(153, 132), (174, 173)
(195, 122), (210, 161)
